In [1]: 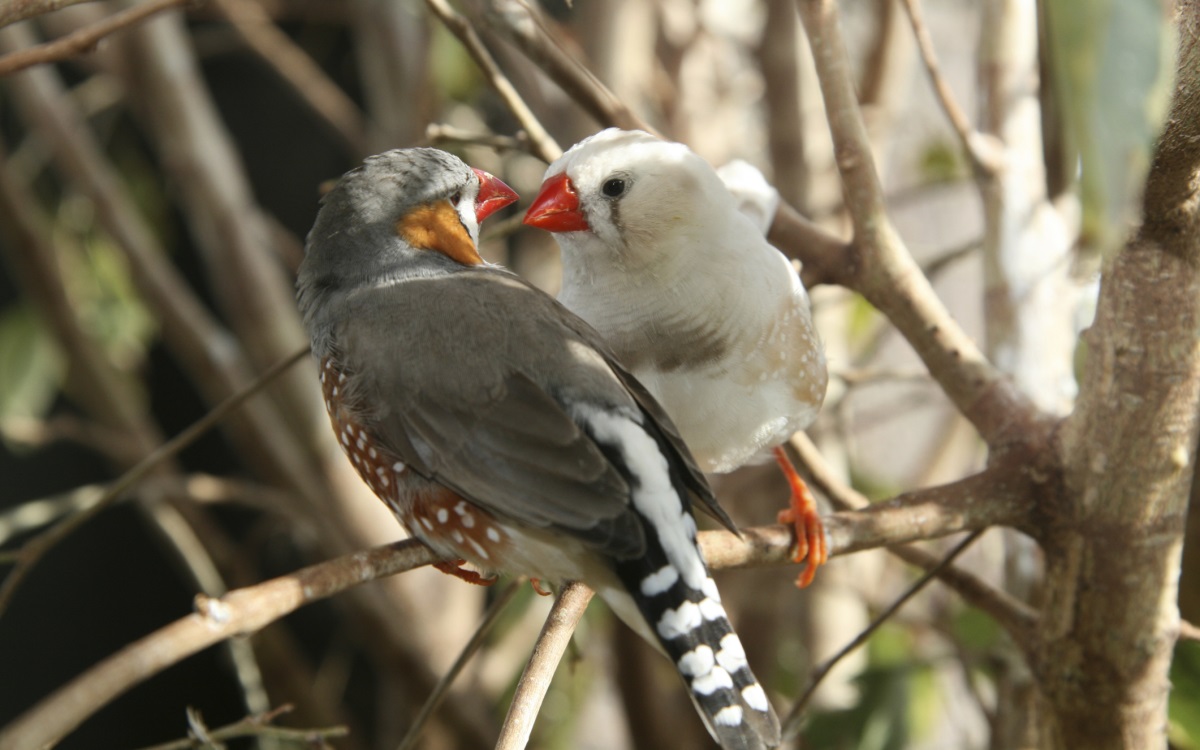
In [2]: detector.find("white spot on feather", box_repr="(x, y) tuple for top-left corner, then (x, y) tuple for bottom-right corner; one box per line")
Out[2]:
(677, 645), (715, 676)
(468, 538), (489, 559)
(716, 634), (748, 673)
(657, 601), (702, 640)
(641, 565), (679, 596)
(713, 705), (744, 727)
(699, 597), (726, 621)
(742, 684), (770, 712)
(691, 666), (733, 695)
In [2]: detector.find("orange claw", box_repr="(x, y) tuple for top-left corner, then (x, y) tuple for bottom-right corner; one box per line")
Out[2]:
(773, 446), (827, 588)
(434, 559), (499, 586)
(529, 578), (553, 596)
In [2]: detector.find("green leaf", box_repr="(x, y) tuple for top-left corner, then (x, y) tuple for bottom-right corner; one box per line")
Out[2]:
(0, 305), (65, 422)
(1169, 641), (1200, 749)
(1044, 0), (1173, 254)
(917, 139), (965, 185)
(52, 196), (156, 371)
(953, 607), (1001, 652)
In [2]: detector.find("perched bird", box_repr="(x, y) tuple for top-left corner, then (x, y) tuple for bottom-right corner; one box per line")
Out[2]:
(297, 148), (781, 749)
(523, 129), (829, 587)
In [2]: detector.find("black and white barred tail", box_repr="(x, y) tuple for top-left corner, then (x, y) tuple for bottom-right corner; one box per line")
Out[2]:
(575, 404), (781, 750)
(612, 540), (781, 750)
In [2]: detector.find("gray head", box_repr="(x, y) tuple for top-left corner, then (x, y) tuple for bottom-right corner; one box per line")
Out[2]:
(296, 148), (516, 330)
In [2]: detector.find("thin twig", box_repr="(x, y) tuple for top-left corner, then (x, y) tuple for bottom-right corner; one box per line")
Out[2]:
(1, 21), (333, 510)
(211, 0), (367, 156)
(0, 414), (141, 465)
(0, 484), (1035, 750)
(794, 0), (1049, 449)
(921, 237), (982, 279)
(899, 0), (1004, 175)
(0, 0), (100, 28)
(396, 580), (522, 750)
(0, 346), (310, 618)
(0, 539), (437, 750)
(494, 581), (594, 750)
(788, 432), (1039, 641)
(1181, 619), (1200, 642)
(0, 0), (193, 76)
(426, 122), (530, 153)
(423, 0), (561, 162)
(479, 0), (652, 133)
(133, 704), (348, 750)
(781, 530), (984, 739)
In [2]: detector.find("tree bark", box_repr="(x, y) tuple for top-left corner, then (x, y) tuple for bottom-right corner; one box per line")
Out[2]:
(1035, 3), (1200, 746)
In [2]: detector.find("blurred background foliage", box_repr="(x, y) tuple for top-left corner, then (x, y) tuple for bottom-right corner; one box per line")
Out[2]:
(0, 0), (1194, 748)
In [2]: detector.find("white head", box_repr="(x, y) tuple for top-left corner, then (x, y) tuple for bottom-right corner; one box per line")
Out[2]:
(524, 129), (742, 273)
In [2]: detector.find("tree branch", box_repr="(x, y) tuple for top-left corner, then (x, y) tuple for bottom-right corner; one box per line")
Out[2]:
(424, 0), (561, 163)
(787, 433), (1040, 641)
(494, 581), (594, 750)
(0, 0), (99, 28)
(0, 464), (1031, 750)
(0, 540), (437, 750)
(210, 0), (368, 156)
(476, 0), (651, 133)
(899, 0), (1004, 175)
(397, 580), (522, 750)
(0, 0), (191, 75)
(794, 0), (1050, 450)
(0, 347), (309, 617)
(782, 530), (984, 738)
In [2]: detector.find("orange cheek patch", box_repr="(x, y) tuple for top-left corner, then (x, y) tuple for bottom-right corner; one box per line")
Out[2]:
(396, 200), (483, 266)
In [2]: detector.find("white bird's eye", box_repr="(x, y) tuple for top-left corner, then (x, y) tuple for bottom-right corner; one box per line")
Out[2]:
(601, 178), (626, 198)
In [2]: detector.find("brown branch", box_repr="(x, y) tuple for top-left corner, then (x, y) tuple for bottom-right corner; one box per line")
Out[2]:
(898, 0), (1004, 175)
(423, 0), (561, 163)
(781, 530), (984, 739)
(121, 14), (329, 458)
(494, 581), (594, 750)
(476, 0), (651, 133)
(0, 468), (1034, 750)
(0, 0), (99, 28)
(397, 580), (522, 750)
(794, 0), (1049, 450)
(132, 704), (348, 750)
(210, 0), (367, 157)
(0, 347), (309, 618)
(0, 22), (334, 511)
(755, 0), (808, 208)
(0, 0), (192, 76)
(787, 433), (1040, 641)
(768, 200), (853, 288)
(0, 540), (437, 750)
(426, 122), (531, 153)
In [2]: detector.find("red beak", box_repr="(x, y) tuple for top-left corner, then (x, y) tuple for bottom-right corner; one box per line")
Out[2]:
(472, 168), (519, 223)
(523, 173), (590, 232)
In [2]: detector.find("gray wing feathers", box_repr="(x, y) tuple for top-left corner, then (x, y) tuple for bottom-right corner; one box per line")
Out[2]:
(339, 272), (652, 559)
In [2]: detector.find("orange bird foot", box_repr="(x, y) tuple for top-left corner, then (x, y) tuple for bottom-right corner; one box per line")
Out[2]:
(529, 578), (553, 596)
(773, 446), (828, 588)
(434, 559), (499, 586)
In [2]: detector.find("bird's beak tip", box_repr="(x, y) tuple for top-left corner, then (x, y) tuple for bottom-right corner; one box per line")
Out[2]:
(472, 168), (519, 223)
(523, 172), (590, 232)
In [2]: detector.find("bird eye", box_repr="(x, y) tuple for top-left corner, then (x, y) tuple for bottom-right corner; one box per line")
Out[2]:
(601, 178), (626, 198)
(450, 191), (462, 205)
